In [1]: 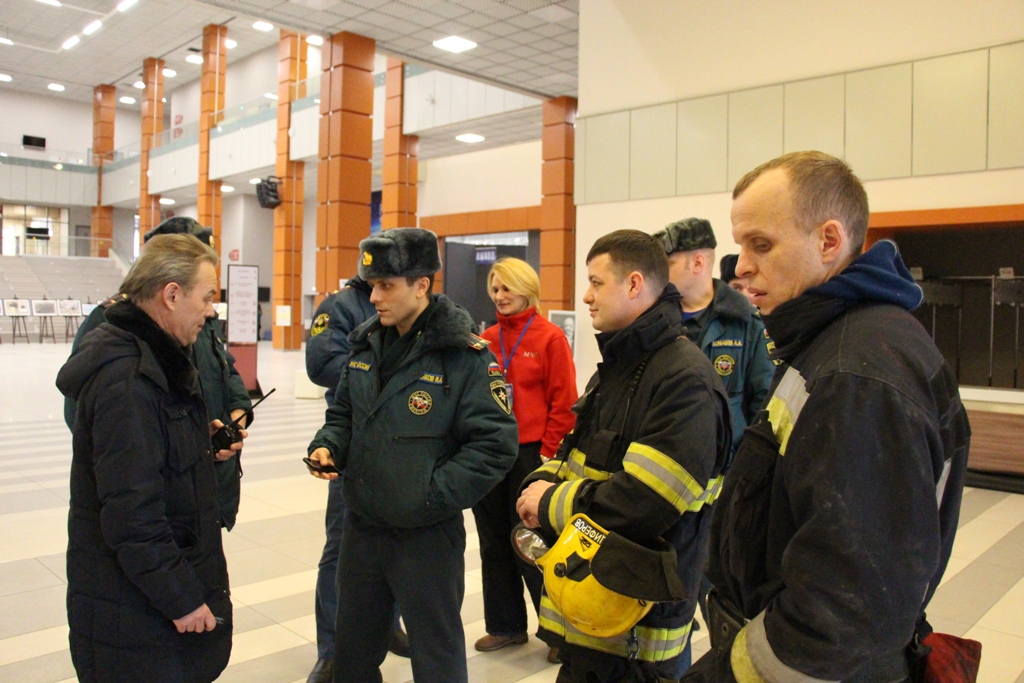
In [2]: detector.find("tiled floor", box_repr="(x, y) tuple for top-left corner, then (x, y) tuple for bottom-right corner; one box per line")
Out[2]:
(0, 341), (1022, 683)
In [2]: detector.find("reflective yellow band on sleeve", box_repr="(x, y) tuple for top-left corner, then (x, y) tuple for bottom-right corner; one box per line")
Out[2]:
(539, 595), (693, 662)
(533, 460), (564, 479)
(687, 474), (723, 512)
(735, 611), (839, 683)
(623, 442), (705, 515)
(566, 447), (613, 482)
(546, 479), (585, 533)
(764, 367), (808, 456)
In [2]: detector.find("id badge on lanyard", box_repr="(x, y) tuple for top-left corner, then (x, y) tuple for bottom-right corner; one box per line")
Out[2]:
(499, 314), (535, 411)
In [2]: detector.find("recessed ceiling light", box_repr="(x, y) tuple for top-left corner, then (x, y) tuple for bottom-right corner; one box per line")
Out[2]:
(83, 20), (102, 35)
(224, 38), (237, 49)
(0, 152), (7, 157)
(161, 97), (166, 102)
(159, 198), (175, 205)
(0, 38), (13, 46)
(221, 185), (234, 193)
(456, 133), (485, 143)
(313, 98), (320, 104)
(186, 54), (203, 65)
(433, 36), (477, 54)
(252, 21), (273, 32)
(116, 0), (138, 10)
(162, 68), (176, 78)
(0, 74), (11, 82)
(264, 92), (278, 100)
(48, 83), (65, 92)
(62, 35), (80, 50)
(133, 80), (145, 89)
(306, 35), (323, 46)
(119, 96), (135, 104)
(53, 163), (63, 170)
(35, 0), (61, 6)
(249, 178), (261, 184)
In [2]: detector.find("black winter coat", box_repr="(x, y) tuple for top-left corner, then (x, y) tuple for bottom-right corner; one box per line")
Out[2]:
(56, 301), (232, 683)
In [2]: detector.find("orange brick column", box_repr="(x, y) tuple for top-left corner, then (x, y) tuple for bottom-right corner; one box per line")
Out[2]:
(91, 84), (115, 257)
(272, 30), (307, 350)
(138, 58), (165, 244)
(198, 24), (227, 267)
(382, 58), (418, 230)
(540, 96), (577, 312)
(315, 32), (375, 298)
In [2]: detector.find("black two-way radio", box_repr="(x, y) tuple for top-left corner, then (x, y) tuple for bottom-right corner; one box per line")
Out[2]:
(211, 388), (276, 451)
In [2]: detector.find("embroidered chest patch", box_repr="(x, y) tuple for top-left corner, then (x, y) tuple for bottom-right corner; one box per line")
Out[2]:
(409, 390), (433, 415)
(349, 360), (371, 372)
(487, 362), (503, 377)
(419, 373), (443, 385)
(714, 354), (736, 376)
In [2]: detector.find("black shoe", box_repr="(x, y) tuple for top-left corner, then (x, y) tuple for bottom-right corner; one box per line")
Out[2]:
(389, 627), (411, 658)
(306, 658), (333, 683)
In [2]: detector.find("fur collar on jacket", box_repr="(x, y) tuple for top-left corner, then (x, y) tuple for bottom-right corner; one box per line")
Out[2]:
(105, 300), (199, 399)
(350, 294), (477, 353)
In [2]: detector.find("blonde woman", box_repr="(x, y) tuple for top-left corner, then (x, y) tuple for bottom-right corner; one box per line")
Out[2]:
(472, 258), (577, 657)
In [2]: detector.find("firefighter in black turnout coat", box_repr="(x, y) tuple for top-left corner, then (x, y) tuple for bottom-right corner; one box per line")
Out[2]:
(305, 228), (518, 683)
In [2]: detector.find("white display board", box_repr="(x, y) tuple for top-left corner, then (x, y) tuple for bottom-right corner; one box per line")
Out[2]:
(227, 265), (259, 343)
(82, 303), (99, 317)
(58, 299), (83, 317)
(3, 300), (30, 316)
(32, 300), (59, 317)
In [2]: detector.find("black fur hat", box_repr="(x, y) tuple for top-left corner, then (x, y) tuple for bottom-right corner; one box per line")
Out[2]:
(143, 217), (213, 246)
(357, 228), (441, 280)
(653, 217), (716, 254)
(720, 253), (739, 282)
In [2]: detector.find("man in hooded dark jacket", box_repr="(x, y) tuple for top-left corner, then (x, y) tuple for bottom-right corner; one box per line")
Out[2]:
(57, 234), (236, 683)
(684, 152), (971, 683)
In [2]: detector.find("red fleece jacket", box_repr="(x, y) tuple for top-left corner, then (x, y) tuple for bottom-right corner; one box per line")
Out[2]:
(481, 307), (578, 457)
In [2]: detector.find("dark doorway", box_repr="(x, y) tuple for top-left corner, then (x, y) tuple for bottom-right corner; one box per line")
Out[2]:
(445, 242), (527, 333)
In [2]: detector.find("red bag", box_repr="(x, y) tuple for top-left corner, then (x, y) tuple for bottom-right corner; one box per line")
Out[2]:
(917, 632), (982, 683)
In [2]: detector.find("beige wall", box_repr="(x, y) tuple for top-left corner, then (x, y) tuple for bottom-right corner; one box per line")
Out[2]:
(417, 140), (542, 217)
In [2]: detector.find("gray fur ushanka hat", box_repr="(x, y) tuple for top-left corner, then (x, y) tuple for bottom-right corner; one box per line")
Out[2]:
(143, 216), (214, 245)
(653, 217), (716, 255)
(357, 228), (441, 280)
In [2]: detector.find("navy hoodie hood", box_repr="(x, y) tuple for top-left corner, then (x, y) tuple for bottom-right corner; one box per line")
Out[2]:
(805, 240), (922, 310)
(763, 241), (922, 362)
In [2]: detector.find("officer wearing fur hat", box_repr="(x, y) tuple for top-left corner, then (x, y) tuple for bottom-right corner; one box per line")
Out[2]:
(64, 217), (253, 530)
(305, 228), (518, 683)
(652, 218), (774, 451)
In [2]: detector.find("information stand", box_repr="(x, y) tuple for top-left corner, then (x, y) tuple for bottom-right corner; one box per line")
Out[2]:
(59, 299), (83, 342)
(4, 299), (31, 344)
(227, 265), (260, 395)
(32, 300), (58, 343)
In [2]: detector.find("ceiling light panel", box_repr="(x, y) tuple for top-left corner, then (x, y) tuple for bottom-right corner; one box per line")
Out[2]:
(433, 36), (477, 53)
(162, 69), (176, 78)
(117, 0), (138, 10)
(35, 0), (62, 6)
(83, 20), (102, 36)
(119, 96), (135, 104)
(186, 54), (204, 64)
(224, 39), (237, 49)
(252, 21), (273, 32)
(62, 35), (80, 50)
(0, 74), (12, 82)
(48, 83), (65, 91)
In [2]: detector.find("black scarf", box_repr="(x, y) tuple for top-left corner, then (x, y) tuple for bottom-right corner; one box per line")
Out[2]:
(105, 300), (198, 399)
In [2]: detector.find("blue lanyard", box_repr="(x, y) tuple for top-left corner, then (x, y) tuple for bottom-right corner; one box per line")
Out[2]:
(498, 314), (535, 377)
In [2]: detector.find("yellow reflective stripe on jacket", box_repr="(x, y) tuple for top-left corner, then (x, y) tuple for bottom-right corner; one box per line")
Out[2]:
(565, 447), (613, 482)
(533, 460), (563, 479)
(622, 442), (705, 515)
(546, 478), (586, 533)
(688, 474), (723, 512)
(765, 366), (809, 455)
(539, 596), (693, 662)
(733, 611), (839, 683)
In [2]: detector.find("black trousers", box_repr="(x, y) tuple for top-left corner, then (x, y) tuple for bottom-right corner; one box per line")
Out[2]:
(471, 441), (545, 636)
(334, 512), (467, 683)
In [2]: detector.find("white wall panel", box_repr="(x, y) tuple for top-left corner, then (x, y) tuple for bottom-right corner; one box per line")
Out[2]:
(372, 85), (385, 141)
(290, 106), (320, 160)
(845, 64), (913, 180)
(9, 165), (26, 200)
(467, 80), (487, 120)
(414, 71), (435, 131)
(677, 95), (728, 196)
(913, 50), (989, 176)
(418, 141), (541, 216)
(584, 111), (631, 204)
(209, 119), (276, 180)
(25, 167), (42, 204)
(101, 163), (141, 206)
(55, 169), (72, 204)
(784, 75), (845, 158)
(433, 72), (452, 128)
(149, 145), (199, 195)
(728, 86), (784, 188)
(450, 76), (468, 126)
(988, 42), (1024, 170)
(485, 85), (505, 116)
(629, 103), (677, 200)
(70, 172), (86, 205)
(0, 164), (12, 201)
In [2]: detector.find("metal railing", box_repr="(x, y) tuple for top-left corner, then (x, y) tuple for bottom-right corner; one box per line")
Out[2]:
(213, 94), (279, 130)
(290, 75), (321, 104)
(156, 119), (201, 149)
(0, 141), (93, 167)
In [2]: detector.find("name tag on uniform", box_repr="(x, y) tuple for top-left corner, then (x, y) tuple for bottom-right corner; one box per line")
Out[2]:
(712, 339), (743, 348)
(348, 360), (371, 372)
(419, 373), (443, 384)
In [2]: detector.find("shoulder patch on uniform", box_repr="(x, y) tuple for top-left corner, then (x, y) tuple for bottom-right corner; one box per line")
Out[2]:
(468, 334), (490, 351)
(348, 360), (371, 372)
(310, 313), (330, 337)
(487, 361), (503, 377)
(102, 293), (128, 308)
(490, 379), (512, 414)
(712, 339), (743, 348)
(419, 373), (443, 385)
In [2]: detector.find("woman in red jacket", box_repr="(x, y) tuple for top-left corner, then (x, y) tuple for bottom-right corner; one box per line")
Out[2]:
(472, 257), (578, 658)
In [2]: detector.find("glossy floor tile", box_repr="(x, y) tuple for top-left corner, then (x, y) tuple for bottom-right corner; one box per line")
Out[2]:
(1, 342), (1023, 682)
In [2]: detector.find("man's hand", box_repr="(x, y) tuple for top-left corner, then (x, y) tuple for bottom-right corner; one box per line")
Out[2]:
(516, 480), (555, 529)
(306, 447), (339, 481)
(173, 603), (217, 633)
(209, 418), (248, 461)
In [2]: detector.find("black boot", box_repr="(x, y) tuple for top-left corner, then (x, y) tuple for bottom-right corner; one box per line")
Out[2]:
(306, 658), (333, 683)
